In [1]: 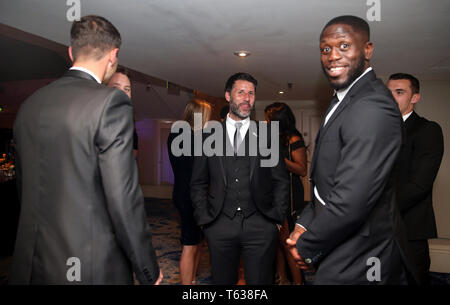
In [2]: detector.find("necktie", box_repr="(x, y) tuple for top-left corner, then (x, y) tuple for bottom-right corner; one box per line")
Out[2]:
(234, 122), (243, 155)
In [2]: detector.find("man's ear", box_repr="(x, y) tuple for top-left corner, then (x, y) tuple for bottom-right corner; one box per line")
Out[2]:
(108, 48), (119, 66)
(225, 91), (231, 102)
(364, 41), (374, 61)
(411, 93), (421, 105)
(68, 46), (74, 62)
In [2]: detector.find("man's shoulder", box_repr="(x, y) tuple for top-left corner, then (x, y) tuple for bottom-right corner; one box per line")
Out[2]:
(412, 113), (443, 137)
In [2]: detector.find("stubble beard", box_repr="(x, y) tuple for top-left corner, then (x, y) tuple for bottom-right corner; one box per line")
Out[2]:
(230, 98), (253, 119)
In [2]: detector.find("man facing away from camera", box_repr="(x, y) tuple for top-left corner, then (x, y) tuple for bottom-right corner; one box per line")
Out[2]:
(10, 15), (162, 285)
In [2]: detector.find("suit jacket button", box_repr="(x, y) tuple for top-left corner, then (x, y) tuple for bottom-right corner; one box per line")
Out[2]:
(305, 258), (312, 264)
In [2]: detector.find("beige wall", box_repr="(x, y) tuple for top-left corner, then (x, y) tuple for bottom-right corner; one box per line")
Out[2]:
(414, 80), (450, 239)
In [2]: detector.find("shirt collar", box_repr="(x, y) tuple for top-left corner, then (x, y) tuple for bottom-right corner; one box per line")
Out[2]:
(402, 111), (413, 122)
(335, 67), (373, 102)
(226, 113), (250, 128)
(70, 66), (101, 84)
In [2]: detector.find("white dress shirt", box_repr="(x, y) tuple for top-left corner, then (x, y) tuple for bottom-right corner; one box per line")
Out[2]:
(298, 67), (373, 231)
(226, 113), (250, 149)
(402, 111), (413, 122)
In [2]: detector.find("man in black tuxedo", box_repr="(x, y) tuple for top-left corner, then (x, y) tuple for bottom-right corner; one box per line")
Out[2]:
(11, 15), (162, 284)
(387, 73), (444, 285)
(190, 72), (290, 284)
(287, 16), (417, 284)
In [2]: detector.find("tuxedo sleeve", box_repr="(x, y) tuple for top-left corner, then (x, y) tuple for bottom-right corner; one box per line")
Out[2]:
(297, 95), (402, 263)
(96, 90), (160, 284)
(397, 122), (444, 213)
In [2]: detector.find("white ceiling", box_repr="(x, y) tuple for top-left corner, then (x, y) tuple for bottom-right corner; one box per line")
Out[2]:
(0, 0), (449, 101)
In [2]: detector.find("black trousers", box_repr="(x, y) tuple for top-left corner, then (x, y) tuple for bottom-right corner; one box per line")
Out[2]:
(203, 211), (278, 285)
(407, 239), (431, 285)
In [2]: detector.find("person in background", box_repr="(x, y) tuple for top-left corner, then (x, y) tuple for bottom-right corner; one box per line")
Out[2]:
(10, 15), (162, 285)
(168, 99), (211, 284)
(107, 67), (139, 158)
(219, 103), (246, 284)
(387, 73), (444, 285)
(220, 105), (229, 122)
(190, 72), (289, 285)
(265, 102), (307, 285)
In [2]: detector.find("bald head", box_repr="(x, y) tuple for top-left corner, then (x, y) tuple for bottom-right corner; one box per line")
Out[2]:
(320, 15), (370, 42)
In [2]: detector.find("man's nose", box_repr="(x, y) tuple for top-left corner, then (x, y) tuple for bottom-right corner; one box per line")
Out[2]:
(328, 47), (342, 61)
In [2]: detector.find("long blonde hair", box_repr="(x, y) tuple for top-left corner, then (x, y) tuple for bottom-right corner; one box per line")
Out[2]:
(182, 99), (212, 129)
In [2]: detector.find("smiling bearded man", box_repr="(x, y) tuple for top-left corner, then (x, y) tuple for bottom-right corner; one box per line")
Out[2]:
(286, 15), (419, 285)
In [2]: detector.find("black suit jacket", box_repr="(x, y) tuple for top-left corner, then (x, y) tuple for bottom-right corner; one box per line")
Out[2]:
(190, 121), (290, 226)
(297, 70), (416, 284)
(396, 111), (444, 240)
(10, 70), (160, 284)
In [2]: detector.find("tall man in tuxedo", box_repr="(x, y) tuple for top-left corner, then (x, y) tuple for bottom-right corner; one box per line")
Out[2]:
(190, 72), (290, 284)
(387, 73), (444, 285)
(287, 15), (417, 284)
(11, 15), (162, 285)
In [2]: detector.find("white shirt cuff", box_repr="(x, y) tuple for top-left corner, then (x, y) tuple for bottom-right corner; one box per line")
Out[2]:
(296, 223), (307, 231)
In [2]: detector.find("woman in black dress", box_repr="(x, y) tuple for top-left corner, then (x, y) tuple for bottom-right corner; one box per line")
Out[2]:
(168, 99), (211, 284)
(265, 102), (308, 285)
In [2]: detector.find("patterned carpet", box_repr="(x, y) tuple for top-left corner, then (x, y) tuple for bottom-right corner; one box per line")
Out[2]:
(1, 197), (449, 285)
(144, 197), (212, 285)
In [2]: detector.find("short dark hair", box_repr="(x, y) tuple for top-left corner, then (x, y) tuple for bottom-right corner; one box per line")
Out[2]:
(224, 72), (257, 93)
(264, 102), (302, 146)
(389, 73), (420, 94)
(321, 15), (370, 41)
(70, 15), (121, 61)
(115, 66), (132, 84)
(116, 66), (130, 77)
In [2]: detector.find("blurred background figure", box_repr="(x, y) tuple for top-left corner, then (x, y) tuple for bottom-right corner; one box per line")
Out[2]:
(107, 67), (139, 158)
(219, 105), (229, 122)
(167, 99), (211, 284)
(265, 102), (307, 285)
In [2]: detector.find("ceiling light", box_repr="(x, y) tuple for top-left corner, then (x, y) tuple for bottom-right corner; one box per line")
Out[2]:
(278, 91), (284, 95)
(234, 50), (251, 58)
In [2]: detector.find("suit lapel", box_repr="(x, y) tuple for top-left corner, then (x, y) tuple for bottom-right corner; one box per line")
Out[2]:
(220, 120), (229, 186)
(248, 123), (258, 180)
(310, 70), (377, 177)
(404, 111), (418, 132)
(222, 119), (259, 183)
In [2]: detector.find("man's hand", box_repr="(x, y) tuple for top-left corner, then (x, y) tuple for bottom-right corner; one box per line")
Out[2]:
(286, 225), (314, 271)
(154, 270), (163, 285)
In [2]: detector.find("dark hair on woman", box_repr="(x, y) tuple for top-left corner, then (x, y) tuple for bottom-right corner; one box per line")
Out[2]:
(264, 102), (301, 146)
